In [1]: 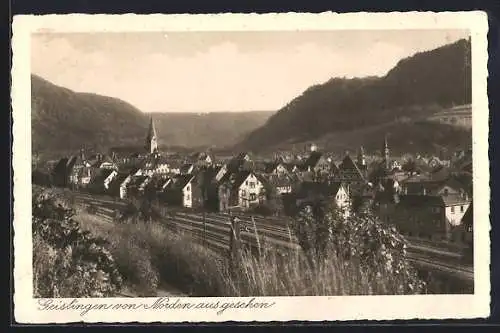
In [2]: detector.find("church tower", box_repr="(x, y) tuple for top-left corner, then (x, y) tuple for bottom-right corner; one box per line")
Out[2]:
(357, 146), (366, 168)
(145, 116), (158, 154)
(383, 134), (390, 170)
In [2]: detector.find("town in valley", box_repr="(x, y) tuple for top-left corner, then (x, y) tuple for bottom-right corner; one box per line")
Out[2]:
(30, 31), (475, 297)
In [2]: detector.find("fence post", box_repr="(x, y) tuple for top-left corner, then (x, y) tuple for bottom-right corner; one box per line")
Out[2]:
(229, 214), (241, 274)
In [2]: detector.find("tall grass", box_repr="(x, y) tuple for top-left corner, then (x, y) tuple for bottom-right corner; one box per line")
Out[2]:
(99, 219), (420, 296)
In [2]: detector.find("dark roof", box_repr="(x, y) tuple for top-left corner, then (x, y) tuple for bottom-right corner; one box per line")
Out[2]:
(398, 194), (470, 207)
(397, 194), (444, 207)
(180, 163), (194, 174)
(165, 174), (194, 190)
(461, 202), (473, 226)
(92, 168), (115, 183)
(108, 172), (129, 191)
(266, 174), (293, 187)
(339, 154), (364, 177)
(231, 170), (252, 189)
(297, 181), (343, 200)
(128, 175), (149, 187)
(442, 193), (471, 206)
(303, 151), (323, 168)
(227, 152), (249, 172)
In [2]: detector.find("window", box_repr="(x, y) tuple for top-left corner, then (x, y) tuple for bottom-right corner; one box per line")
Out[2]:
(460, 205), (464, 213)
(245, 181), (248, 185)
(249, 182), (256, 189)
(250, 193), (257, 201)
(451, 206), (455, 214)
(186, 194), (190, 201)
(241, 190), (246, 196)
(443, 188), (449, 196)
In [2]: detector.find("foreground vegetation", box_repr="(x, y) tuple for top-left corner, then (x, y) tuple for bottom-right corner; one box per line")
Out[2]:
(33, 186), (426, 297)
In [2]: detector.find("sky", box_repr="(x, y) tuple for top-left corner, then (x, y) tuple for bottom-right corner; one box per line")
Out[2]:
(31, 30), (469, 113)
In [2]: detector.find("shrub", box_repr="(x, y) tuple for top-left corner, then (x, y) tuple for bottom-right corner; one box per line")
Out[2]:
(290, 199), (426, 294)
(32, 188), (123, 297)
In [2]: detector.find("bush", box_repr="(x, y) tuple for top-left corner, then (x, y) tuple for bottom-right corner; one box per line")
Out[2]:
(290, 199), (426, 294)
(32, 188), (123, 297)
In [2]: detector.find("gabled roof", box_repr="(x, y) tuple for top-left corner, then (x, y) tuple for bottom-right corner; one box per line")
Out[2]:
(128, 175), (149, 187)
(398, 193), (471, 207)
(227, 152), (250, 172)
(461, 202), (473, 227)
(303, 151), (323, 168)
(92, 168), (115, 184)
(262, 162), (279, 173)
(164, 174), (194, 190)
(230, 170), (252, 189)
(297, 181), (343, 200)
(266, 174), (294, 187)
(108, 172), (130, 191)
(180, 163), (194, 174)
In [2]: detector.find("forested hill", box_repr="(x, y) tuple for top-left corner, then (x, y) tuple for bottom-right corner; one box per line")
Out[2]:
(238, 38), (472, 153)
(31, 74), (274, 153)
(31, 74), (149, 153)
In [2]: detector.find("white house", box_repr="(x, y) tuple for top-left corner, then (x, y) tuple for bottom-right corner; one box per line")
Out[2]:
(236, 172), (266, 208)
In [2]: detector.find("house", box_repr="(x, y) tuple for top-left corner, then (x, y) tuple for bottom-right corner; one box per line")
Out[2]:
(218, 170), (266, 211)
(88, 169), (118, 194)
(87, 153), (117, 170)
(126, 175), (151, 198)
(392, 193), (472, 242)
(266, 174), (294, 194)
(166, 160), (184, 175)
(161, 174), (202, 208)
(336, 154), (367, 190)
(226, 152), (252, 173)
(401, 176), (467, 197)
(180, 163), (195, 175)
(299, 151), (331, 174)
(107, 172), (130, 198)
(294, 181), (351, 218)
(142, 155), (170, 175)
(189, 151), (215, 165)
(263, 161), (292, 176)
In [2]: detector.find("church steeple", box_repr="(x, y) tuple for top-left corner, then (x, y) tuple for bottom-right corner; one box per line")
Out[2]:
(383, 134), (390, 170)
(357, 146), (366, 168)
(145, 116), (158, 154)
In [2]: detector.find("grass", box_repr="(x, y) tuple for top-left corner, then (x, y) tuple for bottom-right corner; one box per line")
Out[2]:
(76, 210), (421, 296)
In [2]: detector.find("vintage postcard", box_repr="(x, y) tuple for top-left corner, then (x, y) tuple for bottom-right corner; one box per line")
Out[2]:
(12, 12), (490, 323)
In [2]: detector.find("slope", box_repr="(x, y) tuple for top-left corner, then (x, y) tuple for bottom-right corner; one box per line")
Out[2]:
(239, 38), (472, 152)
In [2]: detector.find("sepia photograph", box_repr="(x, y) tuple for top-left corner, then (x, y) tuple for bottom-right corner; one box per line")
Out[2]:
(12, 12), (490, 322)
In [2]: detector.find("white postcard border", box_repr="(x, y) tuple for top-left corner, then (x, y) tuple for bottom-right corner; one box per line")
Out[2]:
(12, 11), (490, 323)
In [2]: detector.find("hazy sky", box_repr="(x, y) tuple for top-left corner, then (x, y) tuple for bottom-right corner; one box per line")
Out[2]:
(31, 30), (469, 112)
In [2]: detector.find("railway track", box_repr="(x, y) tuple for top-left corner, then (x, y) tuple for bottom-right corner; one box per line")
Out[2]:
(70, 191), (473, 282)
